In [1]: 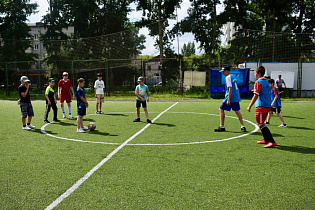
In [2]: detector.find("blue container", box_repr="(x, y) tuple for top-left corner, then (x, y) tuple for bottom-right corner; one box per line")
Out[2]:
(210, 68), (250, 99)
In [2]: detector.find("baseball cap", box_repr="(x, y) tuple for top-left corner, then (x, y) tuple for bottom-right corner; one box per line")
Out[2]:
(137, 77), (144, 82)
(20, 76), (30, 82)
(48, 78), (55, 82)
(62, 72), (68, 76)
(97, 73), (102, 76)
(219, 66), (231, 72)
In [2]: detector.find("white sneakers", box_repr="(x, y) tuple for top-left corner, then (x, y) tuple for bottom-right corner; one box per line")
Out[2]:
(28, 124), (36, 129)
(22, 124), (35, 130)
(69, 115), (73, 119)
(63, 114), (66, 118)
(279, 124), (287, 127)
(77, 128), (85, 133)
(82, 126), (88, 131)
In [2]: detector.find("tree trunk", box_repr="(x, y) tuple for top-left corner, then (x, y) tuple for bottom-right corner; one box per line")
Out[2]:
(158, 0), (165, 86)
(209, 1), (217, 69)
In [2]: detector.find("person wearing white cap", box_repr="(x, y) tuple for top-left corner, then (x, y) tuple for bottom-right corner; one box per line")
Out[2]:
(18, 76), (35, 130)
(133, 77), (151, 123)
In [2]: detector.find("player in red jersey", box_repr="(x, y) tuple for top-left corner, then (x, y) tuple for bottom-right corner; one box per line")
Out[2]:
(58, 72), (75, 118)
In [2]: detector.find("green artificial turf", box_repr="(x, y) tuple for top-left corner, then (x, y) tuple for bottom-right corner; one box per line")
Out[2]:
(0, 99), (314, 209)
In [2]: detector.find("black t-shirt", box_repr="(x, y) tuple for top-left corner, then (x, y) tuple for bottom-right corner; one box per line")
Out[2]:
(18, 85), (31, 103)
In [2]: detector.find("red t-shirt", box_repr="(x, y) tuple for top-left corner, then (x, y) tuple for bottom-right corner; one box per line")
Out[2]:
(58, 79), (72, 96)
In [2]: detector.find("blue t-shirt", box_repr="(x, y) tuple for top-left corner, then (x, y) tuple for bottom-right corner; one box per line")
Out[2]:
(135, 84), (149, 101)
(223, 74), (241, 103)
(271, 87), (282, 108)
(254, 78), (271, 108)
(76, 87), (86, 108)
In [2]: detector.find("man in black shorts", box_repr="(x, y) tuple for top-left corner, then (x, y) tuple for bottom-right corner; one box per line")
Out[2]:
(18, 76), (35, 130)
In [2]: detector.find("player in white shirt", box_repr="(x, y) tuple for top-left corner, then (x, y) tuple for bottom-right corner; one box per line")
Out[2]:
(94, 73), (105, 114)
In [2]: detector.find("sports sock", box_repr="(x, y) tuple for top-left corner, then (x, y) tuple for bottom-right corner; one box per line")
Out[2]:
(27, 123), (30, 125)
(260, 124), (275, 143)
(220, 125), (225, 128)
(241, 125), (245, 128)
(68, 106), (72, 116)
(61, 105), (65, 114)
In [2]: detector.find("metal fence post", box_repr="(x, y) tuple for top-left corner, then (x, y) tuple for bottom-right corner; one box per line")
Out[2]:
(5, 63), (8, 96)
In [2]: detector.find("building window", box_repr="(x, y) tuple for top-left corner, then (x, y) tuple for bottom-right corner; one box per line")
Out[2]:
(34, 34), (38, 40)
(158, 65), (162, 70)
(148, 65), (151, 70)
(34, 44), (39, 50)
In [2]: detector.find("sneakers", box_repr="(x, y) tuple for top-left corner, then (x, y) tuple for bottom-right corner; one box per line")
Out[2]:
(257, 139), (267, 144)
(214, 127), (226, 132)
(133, 118), (140, 122)
(241, 127), (246, 132)
(147, 119), (152, 124)
(22, 126), (31, 130)
(82, 126), (88, 131)
(77, 128), (85, 133)
(265, 122), (270, 125)
(27, 124), (35, 129)
(44, 120), (50, 124)
(263, 142), (277, 148)
(53, 119), (61, 122)
(278, 124), (287, 127)
(69, 115), (74, 119)
(96, 111), (100, 114)
(63, 113), (66, 118)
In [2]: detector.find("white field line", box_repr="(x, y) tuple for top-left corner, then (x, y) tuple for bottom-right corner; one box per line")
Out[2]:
(41, 112), (259, 146)
(45, 102), (178, 210)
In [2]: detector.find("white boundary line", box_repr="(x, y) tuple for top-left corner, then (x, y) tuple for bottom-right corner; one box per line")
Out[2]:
(41, 112), (259, 146)
(44, 102), (178, 210)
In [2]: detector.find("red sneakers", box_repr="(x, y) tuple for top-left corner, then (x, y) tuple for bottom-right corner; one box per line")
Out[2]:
(263, 142), (277, 148)
(257, 139), (267, 144)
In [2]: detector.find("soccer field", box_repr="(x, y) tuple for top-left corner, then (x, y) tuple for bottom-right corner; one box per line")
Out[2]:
(0, 99), (314, 209)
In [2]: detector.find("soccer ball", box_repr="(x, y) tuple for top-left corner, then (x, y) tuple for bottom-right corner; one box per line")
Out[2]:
(88, 122), (96, 131)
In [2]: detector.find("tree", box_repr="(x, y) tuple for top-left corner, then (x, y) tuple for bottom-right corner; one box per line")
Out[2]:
(0, 0), (38, 63)
(136, 0), (183, 86)
(181, 42), (196, 57)
(179, 0), (222, 68)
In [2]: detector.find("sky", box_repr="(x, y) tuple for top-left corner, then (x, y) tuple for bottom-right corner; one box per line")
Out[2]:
(28, 0), (224, 56)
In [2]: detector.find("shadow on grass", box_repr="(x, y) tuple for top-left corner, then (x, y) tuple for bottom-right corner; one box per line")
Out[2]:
(282, 115), (305, 120)
(87, 130), (118, 136)
(286, 126), (315, 130)
(51, 121), (75, 126)
(152, 122), (176, 127)
(249, 132), (285, 137)
(105, 113), (128, 117)
(275, 145), (315, 154)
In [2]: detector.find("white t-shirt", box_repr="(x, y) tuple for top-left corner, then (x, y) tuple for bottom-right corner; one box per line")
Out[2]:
(94, 80), (105, 94)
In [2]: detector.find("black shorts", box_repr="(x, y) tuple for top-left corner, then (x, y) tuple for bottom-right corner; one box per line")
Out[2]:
(20, 102), (34, 118)
(271, 107), (281, 113)
(136, 100), (147, 108)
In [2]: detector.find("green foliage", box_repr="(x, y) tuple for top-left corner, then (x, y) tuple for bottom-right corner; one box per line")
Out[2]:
(181, 42), (196, 57)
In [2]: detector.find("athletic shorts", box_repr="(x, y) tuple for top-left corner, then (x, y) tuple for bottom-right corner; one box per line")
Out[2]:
(271, 107), (281, 114)
(255, 107), (271, 124)
(60, 94), (72, 103)
(136, 100), (147, 108)
(20, 102), (34, 118)
(96, 94), (104, 103)
(77, 107), (86, 116)
(220, 102), (240, 111)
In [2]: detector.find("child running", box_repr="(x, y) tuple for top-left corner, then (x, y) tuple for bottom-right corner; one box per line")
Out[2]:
(215, 66), (246, 132)
(133, 77), (152, 123)
(247, 66), (277, 148)
(76, 78), (89, 133)
(266, 79), (287, 127)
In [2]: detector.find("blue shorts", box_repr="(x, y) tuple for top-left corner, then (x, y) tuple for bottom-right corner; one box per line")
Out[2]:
(220, 102), (240, 111)
(77, 107), (86, 116)
(136, 100), (147, 108)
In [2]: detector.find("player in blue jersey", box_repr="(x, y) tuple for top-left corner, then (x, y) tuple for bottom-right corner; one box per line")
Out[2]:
(215, 66), (246, 132)
(266, 79), (287, 127)
(247, 66), (277, 148)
